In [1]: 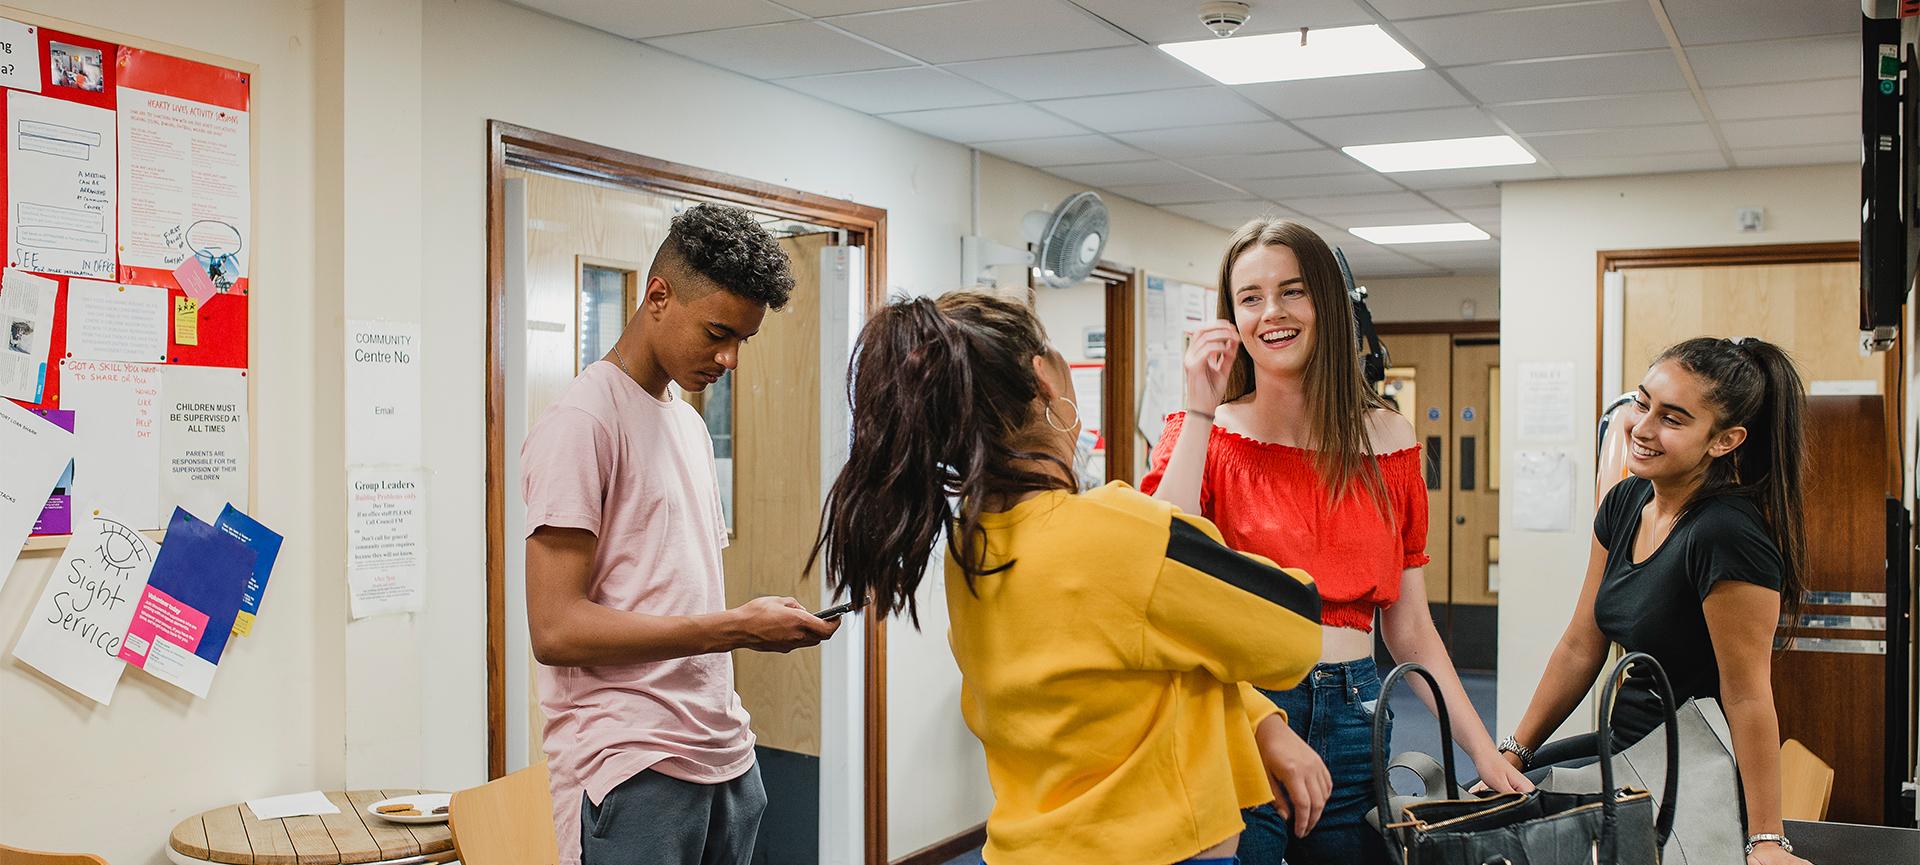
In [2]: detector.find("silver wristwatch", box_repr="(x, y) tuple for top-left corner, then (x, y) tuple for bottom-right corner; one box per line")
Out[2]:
(1495, 735), (1534, 769)
(1745, 833), (1793, 856)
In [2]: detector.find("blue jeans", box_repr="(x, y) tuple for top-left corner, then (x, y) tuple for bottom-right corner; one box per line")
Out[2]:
(1238, 658), (1392, 865)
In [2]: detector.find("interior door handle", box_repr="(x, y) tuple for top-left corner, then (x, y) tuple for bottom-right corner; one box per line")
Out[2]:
(1460, 436), (1476, 492)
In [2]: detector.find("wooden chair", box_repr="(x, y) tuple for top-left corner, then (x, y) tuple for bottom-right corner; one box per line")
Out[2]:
(0, 845), (108, 865)
(1779, 738), (1835, 821)
(448, 763), (559, 865)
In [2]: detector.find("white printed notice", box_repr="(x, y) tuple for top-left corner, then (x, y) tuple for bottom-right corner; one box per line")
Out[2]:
(1516, 361), (1578, 441)
(346, 320), (422, 466)
(0, 18), (42, 93)
(160, 365), (248, 521)
(62, 360), (163, 529)
(116, 87), (250, 279)
(347, 466), (426, 618)
(0, 268), (58, 401)
(65, 280), (169, 363)
(12, 508), (157, 704)
(0, 398), (74, 589)
(7, 90), (116, 279)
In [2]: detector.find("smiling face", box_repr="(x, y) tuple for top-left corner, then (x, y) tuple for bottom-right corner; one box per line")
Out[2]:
(645, 274), (768, 393)
(1624, 359), (1747, 483)
(1228, 243), (1318, 379)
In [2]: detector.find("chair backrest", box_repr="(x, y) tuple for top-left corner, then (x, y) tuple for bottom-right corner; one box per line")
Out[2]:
(448, 763), (559, 865)
(0, 844), (108, 865)
(1779, 738), (1834, 821)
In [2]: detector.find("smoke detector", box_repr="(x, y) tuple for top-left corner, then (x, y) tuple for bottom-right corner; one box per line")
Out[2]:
(1198, 2), (1251, 38)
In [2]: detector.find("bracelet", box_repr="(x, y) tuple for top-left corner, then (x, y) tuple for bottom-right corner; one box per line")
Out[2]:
(1184, 407), (1216, 422)
(1745, 833), (1793, 856)
(1495, 735), (1535, 770)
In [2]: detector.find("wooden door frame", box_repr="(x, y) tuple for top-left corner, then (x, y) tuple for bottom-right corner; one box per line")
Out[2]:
(485, 121), (891, 864)
(1028, 261), (1140, 484)
(1594, 242), (1899, 488)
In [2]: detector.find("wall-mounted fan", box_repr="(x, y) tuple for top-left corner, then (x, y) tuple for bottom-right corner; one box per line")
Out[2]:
(962, 191), (1110, 289)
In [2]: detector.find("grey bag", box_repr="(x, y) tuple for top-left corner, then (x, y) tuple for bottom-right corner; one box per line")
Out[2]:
(1537, 698), (1745, 865)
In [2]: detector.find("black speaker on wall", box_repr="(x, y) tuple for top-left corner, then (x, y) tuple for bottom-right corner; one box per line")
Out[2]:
(1862, 13), (1912, 343)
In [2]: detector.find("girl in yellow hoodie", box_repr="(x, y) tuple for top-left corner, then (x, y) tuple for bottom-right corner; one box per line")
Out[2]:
(807, 291), (1326, 865)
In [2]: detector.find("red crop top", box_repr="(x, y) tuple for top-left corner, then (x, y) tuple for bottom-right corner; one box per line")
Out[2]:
(1141, 411), (1431, 632)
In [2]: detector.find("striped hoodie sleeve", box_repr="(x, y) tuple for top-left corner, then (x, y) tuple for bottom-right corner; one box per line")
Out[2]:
(1140, 511), (1323, 694)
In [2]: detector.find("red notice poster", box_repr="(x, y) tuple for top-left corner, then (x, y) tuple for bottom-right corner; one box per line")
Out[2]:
(114, 48), (249, 296)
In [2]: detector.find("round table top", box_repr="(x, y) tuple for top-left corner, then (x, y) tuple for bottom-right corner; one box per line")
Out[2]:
(167, 790), (455, 865)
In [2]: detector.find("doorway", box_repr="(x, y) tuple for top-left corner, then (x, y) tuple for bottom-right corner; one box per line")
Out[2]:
(1029, 262), (1142, 485)
(486, 123), (888, 864)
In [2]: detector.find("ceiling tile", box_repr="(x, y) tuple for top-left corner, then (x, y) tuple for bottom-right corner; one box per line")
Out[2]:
(1718, 114), (1856, 149)
(1550, 150), (1728, 177)
(1279, 191), (1434, 215)
(1491, 91), (1702, 133)
(1388, 162), (1555, 189)
(1703, 78), (1855, 121)
(1393, 1), (1668, 66)
(832, 0), (1133, 64)
(1660, 0), (1855, 46)
(974, 134), (1151, 166)
(1113, 121), (1322, 157)
(1037, 87), (1271, 133)
(1236, 70), (1472, 119)
(1295, 106), (1502, 147)
(1238, 173), (1405, 197)
(1369, 0), (1555, 18)
(1048, 159), (1206, 187)
(1526, 123), (1719, 160)
(880, 103), (1088, 143)
(1108, 179), (1253, 205)
(943, 46), (1213, 101)
(1732, 143), (1859, 168)
(519, 0), (798, 39)
(1423, 186), (1501, 208)
(783, 0), (942, 14)
(1686, 35), (1853, 88)
(1070, 0), (1372, 44)
(1449, 51), (1685, 102)
(646, 21), (909, 78)
(780, 67), (1012, 113)
(1453, 205), (1502, 227)
(1163, 147), (1366, 176)
(1164, 201), (1288, 225)
(1363, 239), (1496, 256)
(1335, 210), (1466, 230)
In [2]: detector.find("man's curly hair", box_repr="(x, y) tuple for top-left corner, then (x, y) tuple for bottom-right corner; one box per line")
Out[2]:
(653, 203), (795, 310)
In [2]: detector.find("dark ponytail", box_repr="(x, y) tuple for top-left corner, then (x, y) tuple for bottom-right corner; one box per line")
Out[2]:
(804, 291), (1074, 625)
(1654, 337), (1807, 628)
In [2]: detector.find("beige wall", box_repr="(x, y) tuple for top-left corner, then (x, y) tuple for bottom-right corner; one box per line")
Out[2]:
(1367, 274), (1501, 323)
(1495, 164), (1857, 739)
(0, 2), (329, 863)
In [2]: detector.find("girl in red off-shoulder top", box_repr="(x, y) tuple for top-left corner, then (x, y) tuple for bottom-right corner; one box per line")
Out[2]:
(1143, 219), (1531, 865)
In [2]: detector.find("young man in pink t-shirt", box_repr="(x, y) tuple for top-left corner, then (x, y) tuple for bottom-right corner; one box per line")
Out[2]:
(523, 203), (840, 865)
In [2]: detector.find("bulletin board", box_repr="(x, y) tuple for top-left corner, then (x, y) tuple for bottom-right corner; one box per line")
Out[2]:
(2, 6), (257, 550)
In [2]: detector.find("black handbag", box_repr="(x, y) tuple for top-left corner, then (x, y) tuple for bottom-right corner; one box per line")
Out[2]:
(1370, 655), (1681, 865)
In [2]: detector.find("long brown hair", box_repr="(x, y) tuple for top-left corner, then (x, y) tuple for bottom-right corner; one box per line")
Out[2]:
(1653, 337), (1807, 630)
(805, 291), (1074, 625)
(1216, 218), (1390, 509)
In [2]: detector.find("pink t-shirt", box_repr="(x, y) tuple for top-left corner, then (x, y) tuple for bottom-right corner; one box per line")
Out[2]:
(521, 361), (753, 864)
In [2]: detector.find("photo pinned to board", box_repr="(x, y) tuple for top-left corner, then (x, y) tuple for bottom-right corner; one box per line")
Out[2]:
(48, 40), (103, 93)
(185, 220), (243, 294)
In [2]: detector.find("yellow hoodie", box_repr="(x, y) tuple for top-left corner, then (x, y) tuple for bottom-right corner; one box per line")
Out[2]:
(947, 482), (1323, 865)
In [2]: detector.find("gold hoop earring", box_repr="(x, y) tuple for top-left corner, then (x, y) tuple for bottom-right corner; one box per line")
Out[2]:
(1045, 396), (1081, 433)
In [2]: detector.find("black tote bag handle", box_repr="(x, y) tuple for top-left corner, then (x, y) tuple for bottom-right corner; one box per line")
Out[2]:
(1372, 663), (1460, 863)
(1594, 652), (1681, 858)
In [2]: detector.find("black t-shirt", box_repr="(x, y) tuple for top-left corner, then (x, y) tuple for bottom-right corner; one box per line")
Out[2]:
(1591, 476), (1785, 745)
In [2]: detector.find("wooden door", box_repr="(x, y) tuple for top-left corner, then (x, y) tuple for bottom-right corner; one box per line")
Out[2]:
(1379, 333), (1452, 607)
(1620, 263), (1874, 390)
(1448, 343), (1501, 669)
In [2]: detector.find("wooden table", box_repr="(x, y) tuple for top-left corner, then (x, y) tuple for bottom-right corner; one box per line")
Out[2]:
(166, 790), (457, 865)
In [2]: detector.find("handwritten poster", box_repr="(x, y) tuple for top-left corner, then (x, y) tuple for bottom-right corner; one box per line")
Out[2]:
(0, 399), (74, 586)
(0, 268), (57, 400)
(116, 85), (250, 282)
(345, 320), (421, 466)
(7, 90), (116, 279)
(158, 364), (247, 520)
(12, 508), (156, 704)
(117, 507), (252, 698)
(66, 279), (169, 362)
(0, 18), (42, 93)
(347, 466), (426, 618)
(62, 359), (162, 528)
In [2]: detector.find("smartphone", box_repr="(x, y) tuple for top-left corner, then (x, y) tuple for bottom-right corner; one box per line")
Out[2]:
(811, 601), (861, 620)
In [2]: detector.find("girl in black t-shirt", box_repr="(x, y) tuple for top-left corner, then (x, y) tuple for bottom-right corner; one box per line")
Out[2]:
(1500, 337), (1812, 865)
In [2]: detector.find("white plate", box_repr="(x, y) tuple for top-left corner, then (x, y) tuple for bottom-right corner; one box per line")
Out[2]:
(365, 793), (451, 824)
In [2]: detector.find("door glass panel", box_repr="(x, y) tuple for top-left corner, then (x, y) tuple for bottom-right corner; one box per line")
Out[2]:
(1379, 365), (1416, 418)
(578, 263), (630, 373)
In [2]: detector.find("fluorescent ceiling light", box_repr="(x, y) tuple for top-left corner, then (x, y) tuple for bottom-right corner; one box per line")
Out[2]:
(1350, 222), (1492, 244)
(1342, 135), (1535, 173)
(1158, 25), (1423, 85)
